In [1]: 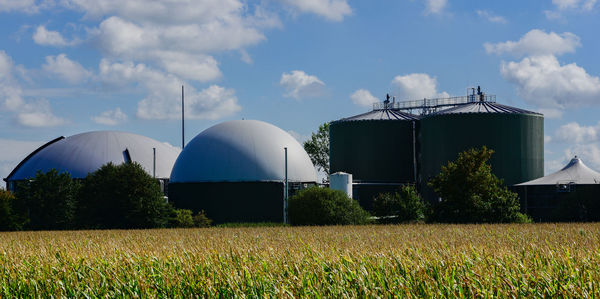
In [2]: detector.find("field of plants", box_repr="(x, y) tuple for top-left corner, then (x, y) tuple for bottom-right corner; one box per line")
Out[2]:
(1, 223), (599, 297)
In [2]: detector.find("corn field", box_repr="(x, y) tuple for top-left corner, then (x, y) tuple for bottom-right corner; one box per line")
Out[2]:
(1, 224), (599, 297)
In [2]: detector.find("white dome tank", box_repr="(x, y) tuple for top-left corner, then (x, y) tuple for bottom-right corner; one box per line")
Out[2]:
(170, 120), (317, 183)
(6, 131), (180, 181)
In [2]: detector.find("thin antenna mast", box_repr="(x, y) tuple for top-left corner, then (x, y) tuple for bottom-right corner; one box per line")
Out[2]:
(181, 85), (185, 149)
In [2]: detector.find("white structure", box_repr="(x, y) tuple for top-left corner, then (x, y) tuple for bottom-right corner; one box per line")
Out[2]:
(170, 119), (317, 183)
(4, 131), (180, 186)
(330, 172), (353, 198)
(516, 156), (600, 186)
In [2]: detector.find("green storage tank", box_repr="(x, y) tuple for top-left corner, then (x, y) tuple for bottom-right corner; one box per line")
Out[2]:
(419, 101), (544, 202)
(329, 107), (419, 210)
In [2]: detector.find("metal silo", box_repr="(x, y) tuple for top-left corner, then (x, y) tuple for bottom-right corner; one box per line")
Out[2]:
(329, 101), (419, 210)
(419, 95), (544, 202)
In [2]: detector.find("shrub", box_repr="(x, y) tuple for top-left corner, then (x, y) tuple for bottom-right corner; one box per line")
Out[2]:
(77, 162), (171, 229)
(193, 210), (212, 228)
(428, 146), (528, 223)
(373, 185), (429, 223)
(169, 208), (195, 228)
(15, 169), (79, 230)
(288, 186), (371, 226)
(0, 190), (16, 231)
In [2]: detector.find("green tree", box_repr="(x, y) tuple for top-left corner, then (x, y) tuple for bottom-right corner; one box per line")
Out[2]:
(0, 189), (18, 231)
(288, 186), (371, 226)
(193, 210), (213, 227)
(373, 185), (429, 223)
(304, 122), (330, 175)
(77, 162), (171, 229)
(169, 208), (195, 228)
(427, 146), (529, 223)
(16, 169), (79, 230)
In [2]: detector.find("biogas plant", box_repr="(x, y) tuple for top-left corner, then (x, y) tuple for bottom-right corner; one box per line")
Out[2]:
(5, 87), (600, 223)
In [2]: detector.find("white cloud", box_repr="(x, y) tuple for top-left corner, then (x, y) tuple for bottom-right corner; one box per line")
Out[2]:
(549, 121), (600, 174)
(500, 55), (600, 111)
(553, 0), (597, 11)
(280, 70), (326, 99)
(391, 73), (449, 100)
(555, 121), (600, 144)
(484, 29), (580, 57)
(239, 49), (253, 64)
(92, 107), (127, 125)
(98, 60), (240, 120)
(476, 10), (507, 24)
(76, 1), (276, 82)
(0, 51), (66, 127)
(0, 138), (45, 181)
(0, 0), (44, 13)
(350, 89), (379, 107)
(42, 54), (92, 84)
(32, 25), (76, 47)
(154, 51), (221, 82)
(17, 100), (67, 127)
(279, 0), (352, 21)
(424, 0), (447, 15)
(545, 0), (597, 20)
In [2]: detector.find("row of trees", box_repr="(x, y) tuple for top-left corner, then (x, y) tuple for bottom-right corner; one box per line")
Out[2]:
(0, 163), (211, 231)
(294, 143), (530, 225)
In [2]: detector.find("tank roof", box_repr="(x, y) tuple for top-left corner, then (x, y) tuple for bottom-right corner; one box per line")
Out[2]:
(170, 120), (317, 183)
(5, 131), (181, 181)
(516, 156), (600, 186)
(430, 102), (542, 116)
(336, 109), (418, 122)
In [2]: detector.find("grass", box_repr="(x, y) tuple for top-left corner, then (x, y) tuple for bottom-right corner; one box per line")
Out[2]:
(0, 223), (599, 297)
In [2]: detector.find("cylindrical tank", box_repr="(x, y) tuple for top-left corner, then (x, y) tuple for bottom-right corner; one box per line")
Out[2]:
(330, 109), (419, 182)
(168, 120), (317, 224)
(330, 172), (353, 198)
(419, 101), (544, 202)
(329, 108), (419, 210)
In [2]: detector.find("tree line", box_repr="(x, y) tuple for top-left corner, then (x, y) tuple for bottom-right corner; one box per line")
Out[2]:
(0, 162), (211, 231)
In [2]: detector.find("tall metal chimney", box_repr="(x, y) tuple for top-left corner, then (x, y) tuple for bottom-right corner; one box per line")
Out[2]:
(181, 85), (185, 149)
(284, 147), (288, 224)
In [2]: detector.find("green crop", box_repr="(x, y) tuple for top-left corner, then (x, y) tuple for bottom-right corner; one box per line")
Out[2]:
(0, 223), (599, 297)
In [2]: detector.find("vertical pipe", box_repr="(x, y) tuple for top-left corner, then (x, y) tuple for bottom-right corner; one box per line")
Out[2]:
(153, 147), (156, 178)
(412, 121), (417, 185)
(284, 147), (288, 224)
(182, 85), (185, 149)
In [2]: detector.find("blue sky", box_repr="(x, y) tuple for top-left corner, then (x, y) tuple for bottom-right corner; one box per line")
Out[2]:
(1, 0), (600, 181)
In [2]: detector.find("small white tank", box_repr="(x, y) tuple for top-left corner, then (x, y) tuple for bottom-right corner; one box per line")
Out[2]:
(330, 172), (353, 198)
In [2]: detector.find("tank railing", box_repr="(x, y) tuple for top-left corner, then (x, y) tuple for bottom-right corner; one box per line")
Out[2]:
(373, 94), (496, 113)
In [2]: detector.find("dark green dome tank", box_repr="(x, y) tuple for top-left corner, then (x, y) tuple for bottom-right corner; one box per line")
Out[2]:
(419, 101), (544, 202)
(329, 108), (419, 210)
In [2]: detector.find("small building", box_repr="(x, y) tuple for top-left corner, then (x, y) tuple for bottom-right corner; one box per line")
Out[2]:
(168, 120), (317, 224)
(514, 156), (600, 222)
(4, 131), (180, 193)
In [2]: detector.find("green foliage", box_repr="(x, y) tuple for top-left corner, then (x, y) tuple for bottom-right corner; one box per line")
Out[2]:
(215, 222), (288, 228)
(0, 190), (16, 231)
(15, 170), (79, 230)
(169, 208), (195, 228)
(193, 210), (213, 228)
(427, 146), (527, 223)
(304, 122), (330, 175)
(373, 185), (429, 223)
(77, 162), (170, 229)
(288, 186), (371, 226)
